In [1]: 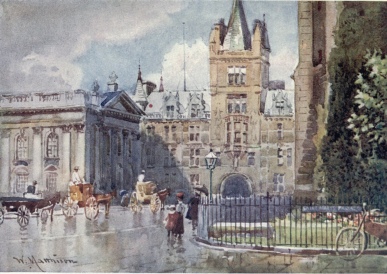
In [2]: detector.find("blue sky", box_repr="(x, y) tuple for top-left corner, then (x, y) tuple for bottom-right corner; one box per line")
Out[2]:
(0, 0), (298, 94)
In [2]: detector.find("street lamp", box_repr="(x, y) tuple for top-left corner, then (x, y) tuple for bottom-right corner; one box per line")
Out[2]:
(205, 149), (218, 203)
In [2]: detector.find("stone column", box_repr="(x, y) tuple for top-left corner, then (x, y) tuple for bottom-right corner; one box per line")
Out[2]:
(32, 127), (43, 184)
(94, 125), (101, 185)
(84, 127), (91, 183)
(111, 129), (118, 189)
(0, 130), (11, 193)
(122, 130), (129, 187)
(61, 125), (72, 185)
(74, 124), (85, 181)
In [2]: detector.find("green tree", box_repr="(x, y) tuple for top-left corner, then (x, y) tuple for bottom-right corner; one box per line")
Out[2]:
(321, 2), (387, 201)
(347, 50), (387, 158)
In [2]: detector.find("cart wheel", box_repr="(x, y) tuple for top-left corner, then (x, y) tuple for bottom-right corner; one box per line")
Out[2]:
(85, 197), (99, 220)
(0, 209), (4, 225)
(62, 197), (78, 217)
(41, 209), (49, 223)
(150, 195), (161, 213)
(335, 227), (366, 260)
(17, 205), (30, 227)
(130, 193), (139, 213)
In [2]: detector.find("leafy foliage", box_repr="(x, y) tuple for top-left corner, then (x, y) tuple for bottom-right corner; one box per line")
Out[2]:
(321, 2), (387, 200)
(347, 50), (387, 157)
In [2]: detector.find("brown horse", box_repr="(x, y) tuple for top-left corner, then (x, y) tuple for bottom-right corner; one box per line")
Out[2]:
(92, 188), (117, 216)
(34, 192), (61, 221)
(157, 188), (171, 210)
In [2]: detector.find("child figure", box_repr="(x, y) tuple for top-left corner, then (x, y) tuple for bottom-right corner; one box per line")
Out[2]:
(164, 205), (179, 237)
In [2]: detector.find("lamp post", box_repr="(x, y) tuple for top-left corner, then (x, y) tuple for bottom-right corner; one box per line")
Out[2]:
(205, 149), (218, 203)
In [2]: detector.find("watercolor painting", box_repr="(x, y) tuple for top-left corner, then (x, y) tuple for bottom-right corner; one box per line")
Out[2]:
(0, 0), (387, 272)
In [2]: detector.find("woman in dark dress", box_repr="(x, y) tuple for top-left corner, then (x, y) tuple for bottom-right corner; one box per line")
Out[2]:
(173, 192), (186, 238)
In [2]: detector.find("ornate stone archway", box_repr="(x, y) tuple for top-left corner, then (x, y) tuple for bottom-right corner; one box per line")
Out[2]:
(220, 174), (252, 198)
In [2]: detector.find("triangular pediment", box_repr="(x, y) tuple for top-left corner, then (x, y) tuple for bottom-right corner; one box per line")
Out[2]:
(103, 91), (145, 116)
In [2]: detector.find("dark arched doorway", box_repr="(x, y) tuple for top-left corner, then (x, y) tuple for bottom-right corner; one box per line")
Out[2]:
(221, 174), (252, 198)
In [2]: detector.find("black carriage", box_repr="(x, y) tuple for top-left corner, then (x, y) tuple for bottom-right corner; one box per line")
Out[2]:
(0, 192), (61, 227)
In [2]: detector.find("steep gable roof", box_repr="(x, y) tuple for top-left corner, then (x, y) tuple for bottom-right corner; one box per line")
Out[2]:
(223, 0), (251, 51)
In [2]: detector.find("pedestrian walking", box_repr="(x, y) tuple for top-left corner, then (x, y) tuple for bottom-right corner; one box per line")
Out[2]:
(173, 192), (186, 238)
(187, 192), (200, 230)
(164, 205), (179, 237)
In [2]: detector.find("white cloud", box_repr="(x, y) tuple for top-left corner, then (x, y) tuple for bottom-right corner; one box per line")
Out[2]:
(145, 39), (209, 91)
(13, 51), (83, 92)
(0, 1), (185, 93)
(270, 47), (298, 90)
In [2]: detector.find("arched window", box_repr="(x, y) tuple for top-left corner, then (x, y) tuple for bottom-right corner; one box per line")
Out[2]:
(15, 168), (29, 193)
(46, 132), (59, 158)
(45, 165), (58, 192)
(16, 135), (28, 160)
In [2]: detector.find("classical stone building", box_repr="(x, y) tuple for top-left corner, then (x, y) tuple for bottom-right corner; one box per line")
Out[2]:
(131, 67), (212, 198)
(0, 73), (144, 196)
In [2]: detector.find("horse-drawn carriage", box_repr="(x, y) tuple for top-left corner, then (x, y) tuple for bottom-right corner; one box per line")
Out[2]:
(62, 183), (116, 220)
(121, 181), (170, 213)
(0, 192), (61, 227)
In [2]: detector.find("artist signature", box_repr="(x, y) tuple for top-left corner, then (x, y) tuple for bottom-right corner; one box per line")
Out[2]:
(13, 254), (77, 272)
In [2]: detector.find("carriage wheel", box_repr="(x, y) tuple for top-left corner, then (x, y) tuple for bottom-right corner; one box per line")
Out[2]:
(41, 209), (49, 223)
(62, 197), (78, 217)
(150, 195), (161, 213)
(85, 197), (99, 220)
(17, 205), (30, 227)
(335, 227), (366, 260)
(0, 209), (4, 225)
(130, 193), (142, 213)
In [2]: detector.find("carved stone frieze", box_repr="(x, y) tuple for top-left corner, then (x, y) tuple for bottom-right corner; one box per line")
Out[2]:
(32, 127), (43, 135)
(74, 124), (85, 133)
(0, 129), (11, 138)
(60, 125), (72, 133)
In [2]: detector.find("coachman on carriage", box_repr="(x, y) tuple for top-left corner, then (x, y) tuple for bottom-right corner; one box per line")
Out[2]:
(63, 183), (116, 220)
(121, 181), (170, 213)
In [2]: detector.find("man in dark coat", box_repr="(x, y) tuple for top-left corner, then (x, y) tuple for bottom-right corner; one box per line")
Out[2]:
(187, 192), (200, 230)
(27, 181), (37, 194)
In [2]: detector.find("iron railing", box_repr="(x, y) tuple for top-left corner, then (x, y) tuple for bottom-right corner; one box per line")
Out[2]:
(197, 193), (387, 250)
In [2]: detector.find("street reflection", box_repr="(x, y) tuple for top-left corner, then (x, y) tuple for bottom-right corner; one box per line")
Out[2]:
(64, 216), (77, 235)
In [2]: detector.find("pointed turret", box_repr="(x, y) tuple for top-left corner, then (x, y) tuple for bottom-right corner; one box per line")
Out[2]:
(222, 0), (251, 51)
(132, 65), (148, 110)
(159, 75), (164, 92)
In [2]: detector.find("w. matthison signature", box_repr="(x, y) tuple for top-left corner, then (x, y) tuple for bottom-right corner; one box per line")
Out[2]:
(13, 254), (77, 272)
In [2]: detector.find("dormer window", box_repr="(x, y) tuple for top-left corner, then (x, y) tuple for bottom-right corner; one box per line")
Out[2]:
(166, 105), (174, 118)
(228, 66), (246, 85)
(191, 104), (200, 118)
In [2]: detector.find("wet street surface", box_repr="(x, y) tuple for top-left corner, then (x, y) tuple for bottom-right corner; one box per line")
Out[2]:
(1, 205), (387, 272)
